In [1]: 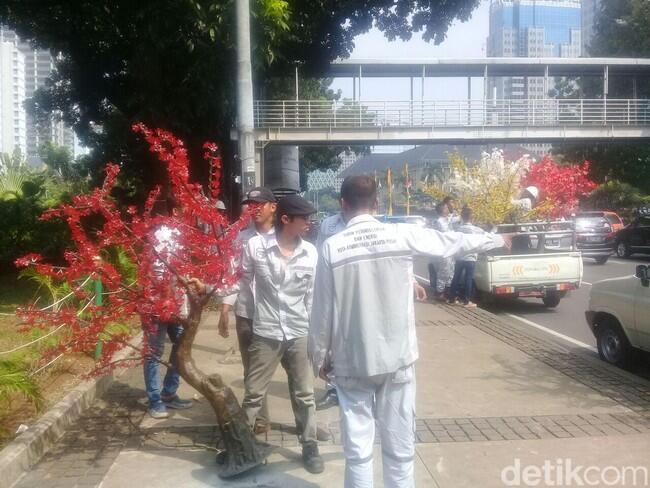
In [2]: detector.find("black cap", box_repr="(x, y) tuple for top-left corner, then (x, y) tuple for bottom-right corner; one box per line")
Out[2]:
(277, 194), (317, 217)
(242, 187), (276, 204)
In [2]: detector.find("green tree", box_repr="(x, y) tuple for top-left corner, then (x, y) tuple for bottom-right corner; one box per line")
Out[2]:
(582, 180), (648, 219)
(318, 191), (341, 214)
(554, 0), (650, 194)
(0, 0), (480, 203)
(0, 149), (86, 269)
(39, 142), (74, 179)
(0, 152), (30, 200)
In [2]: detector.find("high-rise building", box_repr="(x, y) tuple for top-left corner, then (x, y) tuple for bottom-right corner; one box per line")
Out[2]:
(487, 0), (582, 100)
(0, 41), (26, 155)
(0, 26), (75, 165)
(581, 0), (601, 55)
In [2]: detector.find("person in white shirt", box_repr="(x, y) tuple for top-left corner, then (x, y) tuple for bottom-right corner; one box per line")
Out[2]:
(143, 198), (194, 419)
(240, 194), (324, 474)
(219, 187), (276, 434)
(447, 206), (487, 308)
(309, 176), (508, 488)
(429, 198), (459, 299)
(315, 212), (428, 411)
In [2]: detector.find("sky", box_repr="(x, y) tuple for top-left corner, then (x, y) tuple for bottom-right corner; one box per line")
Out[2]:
(330, 0), (491, 101)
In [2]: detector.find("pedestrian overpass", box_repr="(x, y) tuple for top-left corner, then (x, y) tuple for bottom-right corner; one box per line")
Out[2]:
(252, 57), (650, 145)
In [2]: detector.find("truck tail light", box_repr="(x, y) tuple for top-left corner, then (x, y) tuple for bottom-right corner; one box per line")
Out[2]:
(556, 283), (575, 291)
(495, 286), (515, 294)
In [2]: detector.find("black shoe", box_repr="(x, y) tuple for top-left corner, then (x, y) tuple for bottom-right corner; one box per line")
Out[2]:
(302, 442), (324, 474)
(316, 389), (338, 411)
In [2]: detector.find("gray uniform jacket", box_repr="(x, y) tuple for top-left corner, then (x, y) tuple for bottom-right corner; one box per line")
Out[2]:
(222, 226), (275, 319)
(317, 212), (346, 252)
(240, 234), (317, 341)
(308, 214), (504, 378)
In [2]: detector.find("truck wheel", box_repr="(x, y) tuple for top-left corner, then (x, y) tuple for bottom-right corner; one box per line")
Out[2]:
(597, 319), (633, 368)
(542, 291), (561, 308)
(616, 241), (631, 258)
(594, 256), (609, 265)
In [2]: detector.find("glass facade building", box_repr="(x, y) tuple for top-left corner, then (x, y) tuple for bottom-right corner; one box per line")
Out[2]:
(487, 0), (582, 100)
(581, 0), (600, 55)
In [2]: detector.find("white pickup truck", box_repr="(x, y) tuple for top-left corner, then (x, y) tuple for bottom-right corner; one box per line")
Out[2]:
(586, 264), (650, 368)
(474, 221), (583, 307)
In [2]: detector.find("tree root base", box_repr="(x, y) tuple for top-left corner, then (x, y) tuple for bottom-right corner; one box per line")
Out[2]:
(214, 419), (274, 478)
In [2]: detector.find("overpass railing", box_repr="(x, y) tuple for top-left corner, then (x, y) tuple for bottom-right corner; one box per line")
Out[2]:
(254, 99), (650, 129)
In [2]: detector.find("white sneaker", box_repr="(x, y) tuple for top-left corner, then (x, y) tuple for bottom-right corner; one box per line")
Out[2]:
(148, 406), (170, 419)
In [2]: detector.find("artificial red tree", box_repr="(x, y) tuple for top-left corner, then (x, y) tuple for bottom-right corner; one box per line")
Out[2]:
(16, 124), (272, 477)
(521, 156), (598, 218)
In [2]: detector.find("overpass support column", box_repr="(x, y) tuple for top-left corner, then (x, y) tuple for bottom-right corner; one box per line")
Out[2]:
(421, 65), (425, 99)
(263, 145), (300, 192)
(603, 65), (609, 125)
(295, 65), (299, 100)
(483, 65), (488, 125)
(467, 77), (472, 125)
(410, 76), (414, 125)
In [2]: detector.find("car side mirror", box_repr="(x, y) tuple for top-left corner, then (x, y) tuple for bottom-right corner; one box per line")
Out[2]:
(636, 265), (649, 287)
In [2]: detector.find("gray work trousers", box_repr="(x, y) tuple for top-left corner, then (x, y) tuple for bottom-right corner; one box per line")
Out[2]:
(243, 334), (317, 444)
(235, 316), (269, 425)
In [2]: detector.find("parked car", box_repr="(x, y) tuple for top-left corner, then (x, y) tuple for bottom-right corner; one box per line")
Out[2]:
(572, 211), (624, 264)
(615, 208), (650, 258)
(585, 264), (650, 368)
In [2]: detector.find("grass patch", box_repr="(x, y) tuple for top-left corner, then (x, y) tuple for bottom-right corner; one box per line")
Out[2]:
(0, 272), (85, 446)
(0, 271), (139, 447)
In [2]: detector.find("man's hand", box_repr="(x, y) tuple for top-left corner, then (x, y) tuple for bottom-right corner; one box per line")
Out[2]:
(188, 278), (207, 294)
(500, 233), (514, 251)
(318, 362), (331, 381)
(218, 304), (231, 338)
(413, 281), (427, 301)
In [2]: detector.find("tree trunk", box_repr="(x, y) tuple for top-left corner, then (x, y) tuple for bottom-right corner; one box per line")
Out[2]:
(175, 298), (272, 478)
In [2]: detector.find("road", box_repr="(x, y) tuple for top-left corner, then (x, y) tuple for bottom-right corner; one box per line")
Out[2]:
(414, 254), (650, 375)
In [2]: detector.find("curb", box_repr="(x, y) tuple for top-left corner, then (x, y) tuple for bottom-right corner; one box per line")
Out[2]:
(0, 334), (142, 488)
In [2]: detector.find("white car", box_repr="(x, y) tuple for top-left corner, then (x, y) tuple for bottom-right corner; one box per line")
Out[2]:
(585, 265), (650, 367)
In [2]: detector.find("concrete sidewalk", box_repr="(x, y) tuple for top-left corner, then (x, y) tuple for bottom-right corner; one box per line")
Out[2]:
(12, 302), (650, 487)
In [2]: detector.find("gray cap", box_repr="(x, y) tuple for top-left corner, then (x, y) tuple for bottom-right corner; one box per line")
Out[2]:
(277, 194), (317, 217)
(242, 187), (276, 204)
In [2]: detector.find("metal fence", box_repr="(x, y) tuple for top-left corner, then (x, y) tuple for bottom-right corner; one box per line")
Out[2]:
(254, 99), (650, 129)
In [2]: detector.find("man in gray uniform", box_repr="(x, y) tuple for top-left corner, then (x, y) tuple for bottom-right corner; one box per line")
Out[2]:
(309, 175), (508, 488)
(241, 195), (324, 474)
(315, 211), (428, 411)
(219, 187), (276, 433)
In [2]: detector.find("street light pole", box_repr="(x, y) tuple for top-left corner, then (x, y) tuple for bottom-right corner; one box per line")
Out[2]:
(236, 0), (256, 194)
